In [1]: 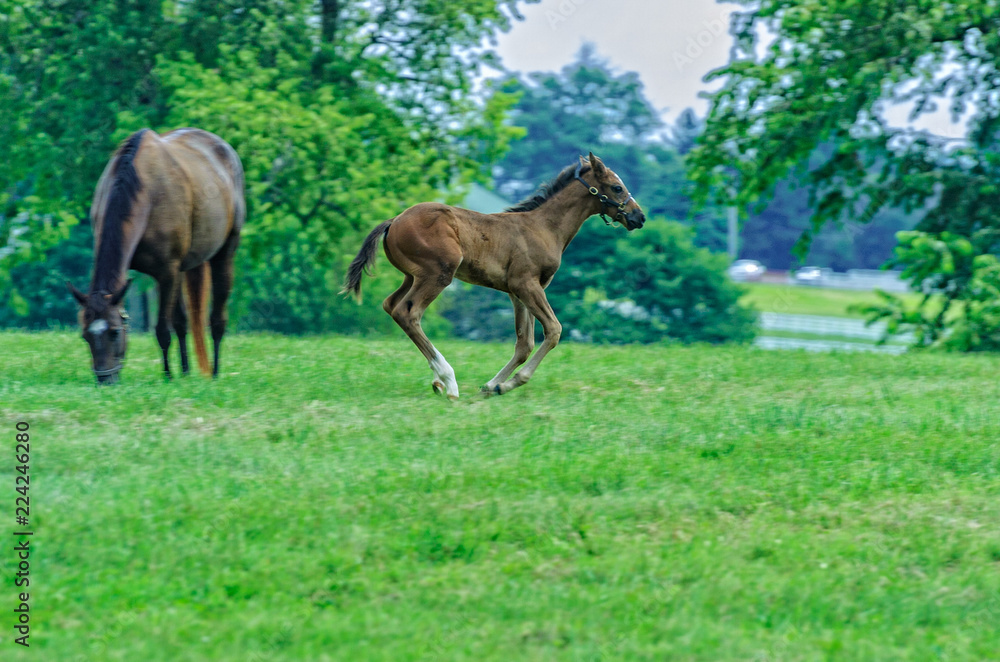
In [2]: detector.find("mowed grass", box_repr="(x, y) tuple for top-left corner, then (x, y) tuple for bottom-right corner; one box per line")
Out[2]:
(740, 283), (926, 318)
(2, 331), (1000, 661)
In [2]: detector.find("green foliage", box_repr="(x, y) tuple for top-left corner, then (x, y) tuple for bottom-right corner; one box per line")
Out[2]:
(854, 230), (1000, 351)
(1, 0), (534, 330)
(4, 333), (1000, 659)
(691, 1), (1000, 349)
(156, 51), (445, 249)
(493, 45), (727, 249)
(547, 220), (757, 344)
(602, 222), (757, 344)
(1, 0), (168, 321)
(0, 222), (91, 328)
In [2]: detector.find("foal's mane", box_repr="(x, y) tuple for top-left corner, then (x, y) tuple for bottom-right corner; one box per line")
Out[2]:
(505, 160), (592, 213)
(92, 129), (147, 292)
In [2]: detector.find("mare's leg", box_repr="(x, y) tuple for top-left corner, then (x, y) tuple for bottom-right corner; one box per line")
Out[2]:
(173, 292), (190, 375)
(208, 233), (240, 377)
(482, 294), (534, 393)
(494, 281), (562, 395)
(389, 274), (459, 399)
(155, 266), (181, 377)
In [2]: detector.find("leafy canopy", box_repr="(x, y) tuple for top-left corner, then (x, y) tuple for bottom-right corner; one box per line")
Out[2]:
(0, 0), (536, 329)
(691, 0), (1000, 350)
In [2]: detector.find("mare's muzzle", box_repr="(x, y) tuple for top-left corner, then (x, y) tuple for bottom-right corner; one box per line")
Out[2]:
(94, 364), (122, 385)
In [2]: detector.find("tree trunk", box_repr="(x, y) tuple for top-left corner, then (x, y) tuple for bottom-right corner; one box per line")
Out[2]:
(320, 0), (340, 44)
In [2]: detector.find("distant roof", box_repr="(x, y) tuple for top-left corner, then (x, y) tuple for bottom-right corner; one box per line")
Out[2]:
(461, 183), (512, 214)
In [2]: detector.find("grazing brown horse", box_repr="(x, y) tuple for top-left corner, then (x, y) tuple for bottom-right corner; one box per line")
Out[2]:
(344, 153), (645, 399)
(68, 128), (245, 383)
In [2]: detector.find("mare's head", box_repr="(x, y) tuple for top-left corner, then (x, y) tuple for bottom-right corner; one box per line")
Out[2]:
(68, 280), (131, 384)
(582, 152), (646, 230)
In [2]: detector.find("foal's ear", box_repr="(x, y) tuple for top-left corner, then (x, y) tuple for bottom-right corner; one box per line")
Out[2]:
(66, 281), (87, 306)
(110, 279), (133, 306)
(588, 152), (607, 175)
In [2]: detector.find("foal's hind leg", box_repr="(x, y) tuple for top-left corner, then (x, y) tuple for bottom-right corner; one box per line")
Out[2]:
(389, 274), (459, 399)
(382, 274), (414, 316)
(482, 294), (534, 393)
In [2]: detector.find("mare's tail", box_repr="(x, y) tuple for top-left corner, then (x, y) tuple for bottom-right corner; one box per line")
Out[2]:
(183, 262), (212, 376)
(342, 219), (393, 301)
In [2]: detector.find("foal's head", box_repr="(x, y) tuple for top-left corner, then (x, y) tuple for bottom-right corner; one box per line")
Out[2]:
(68, 280), (131, 384)
(582, 152), (646, 231)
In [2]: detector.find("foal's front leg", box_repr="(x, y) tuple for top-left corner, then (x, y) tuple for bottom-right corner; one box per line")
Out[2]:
(494, 283), (561, 395)
(482, 294), (535, 393)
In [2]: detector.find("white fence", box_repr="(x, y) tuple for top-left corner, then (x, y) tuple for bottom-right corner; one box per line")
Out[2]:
(759, 312), (914, 342)
(816, 269), (909, 293)
(763, 269), (910, 293)
(755, 312), (912, 354)
(755, 336), (909, 354)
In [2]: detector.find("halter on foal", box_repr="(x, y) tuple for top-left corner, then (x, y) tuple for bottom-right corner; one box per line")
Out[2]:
(344, 152), (645, 399)
(68, 128), (245, 383)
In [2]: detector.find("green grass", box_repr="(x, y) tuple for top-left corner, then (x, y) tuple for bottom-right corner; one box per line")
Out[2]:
(2, 331), (1000, 661)
(740, 283), (925, 318)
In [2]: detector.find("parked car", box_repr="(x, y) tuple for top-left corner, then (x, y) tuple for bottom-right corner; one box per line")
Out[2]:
(728, 259), (766, 282)
(794, 266), (827, 285)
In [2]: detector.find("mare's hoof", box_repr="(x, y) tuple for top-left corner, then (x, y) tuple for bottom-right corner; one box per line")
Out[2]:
(432, 381), (445, 396)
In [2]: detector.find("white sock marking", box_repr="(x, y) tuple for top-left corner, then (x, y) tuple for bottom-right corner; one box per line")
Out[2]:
(428, 349), (459, 398)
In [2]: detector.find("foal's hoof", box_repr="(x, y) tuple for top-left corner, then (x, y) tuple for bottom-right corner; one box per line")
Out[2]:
(479, 384), (503, 397)
(433, 381), (460, 401)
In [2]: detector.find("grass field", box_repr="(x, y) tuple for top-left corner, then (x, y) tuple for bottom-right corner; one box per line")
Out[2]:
(740, 283), (925, 318)
(2, 331), (1000, 661)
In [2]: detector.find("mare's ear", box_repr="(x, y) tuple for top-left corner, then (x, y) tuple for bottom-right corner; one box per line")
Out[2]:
(588, 152), (607, 176)
(67, 281), (87, 306)
(110, 279), (132, 306)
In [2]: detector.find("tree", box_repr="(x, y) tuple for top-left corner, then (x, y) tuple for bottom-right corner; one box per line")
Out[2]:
(494, 46), (689, 219)
(441, 46), (755, 346)
(0, 0), (535, 330)
(855, 230), (1000, 352)
(689, 1), (1000, 347)
(492, 45), (727, 249)
(669, 108), (703, 156)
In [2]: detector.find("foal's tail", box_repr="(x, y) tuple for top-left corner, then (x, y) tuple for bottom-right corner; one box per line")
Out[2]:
(184, 262), (212, 376)
(342, 219), (393, 300)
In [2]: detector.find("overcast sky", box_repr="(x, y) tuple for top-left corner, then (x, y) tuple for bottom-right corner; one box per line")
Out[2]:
(495, 0), (742, 125)
(494, 0), (965, 137)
